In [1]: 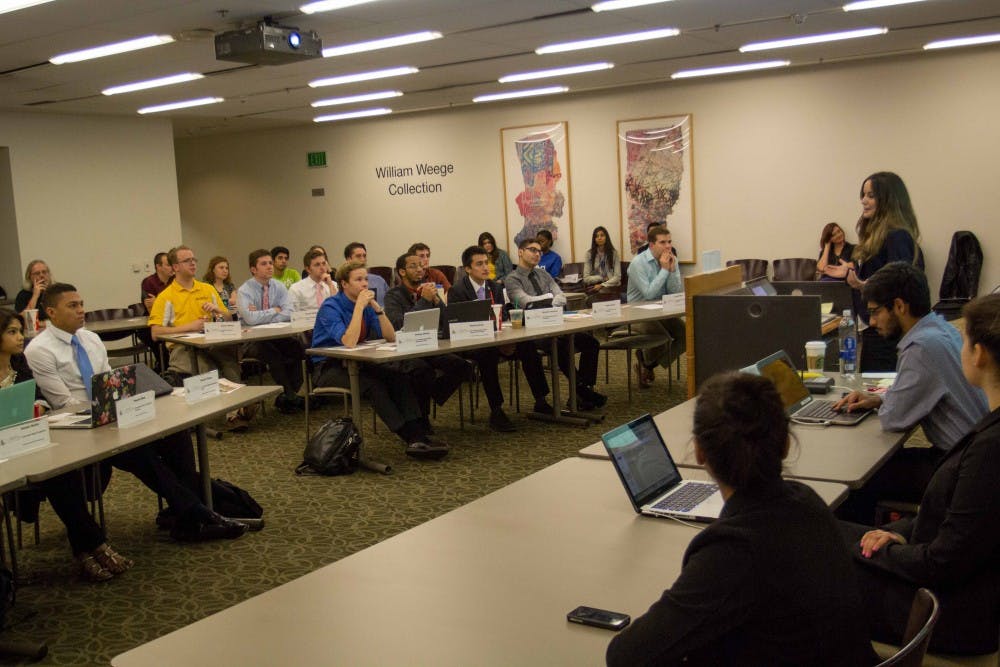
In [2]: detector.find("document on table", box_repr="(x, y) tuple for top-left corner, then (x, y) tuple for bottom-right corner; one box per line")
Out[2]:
(253, 323), (291, 329)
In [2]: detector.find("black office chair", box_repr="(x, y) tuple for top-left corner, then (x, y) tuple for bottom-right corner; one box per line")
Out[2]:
(726, 258), (769, 282)
(773, 257), (818, 281)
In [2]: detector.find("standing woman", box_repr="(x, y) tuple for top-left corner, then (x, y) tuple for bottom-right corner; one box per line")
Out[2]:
(582, 226), (621, 297)
(203, 256), (237, 313)
(15, 259), (52, 323)
(477, 232), (513, 283)
(816, 222), (854, 281)
(607, 373), (874, 666)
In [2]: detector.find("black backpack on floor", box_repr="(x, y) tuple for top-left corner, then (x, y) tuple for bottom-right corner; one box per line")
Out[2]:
(295, 417), (361, 476)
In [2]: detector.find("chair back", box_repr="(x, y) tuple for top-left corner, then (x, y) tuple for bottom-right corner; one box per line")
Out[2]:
(85, 308), (133, 341)
(432, 265), (456, 285)
(559, 262), (585, 293)
(619, 261), (630, 300)
(367, 266), (392, 285)
(726, 258), (769, 282)
(876, 588), (940, 667)
(127, 303), (147, 317)
(773, 257), (818, 281)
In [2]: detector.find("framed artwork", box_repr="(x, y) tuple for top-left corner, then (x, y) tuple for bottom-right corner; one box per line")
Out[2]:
(500, 121), (574, 262)
(617, 114), (695, 262)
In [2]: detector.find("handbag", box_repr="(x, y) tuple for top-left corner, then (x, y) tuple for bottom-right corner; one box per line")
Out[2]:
(295, 417), (361, 476)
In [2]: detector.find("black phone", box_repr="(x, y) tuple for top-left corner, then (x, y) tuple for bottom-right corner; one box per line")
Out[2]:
(566, 605), (630, 631)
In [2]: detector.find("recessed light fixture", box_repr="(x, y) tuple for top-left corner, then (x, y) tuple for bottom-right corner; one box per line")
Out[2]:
(102, 72), (204, 96)
(536, 27), (679, 55)
(924, 33), (1000, 50)
(473, 86), (569, 103)
(309, 66), (418, 88)
(314, 107), (392, 122)
(322, 31), (442, 58)
(300, 0), (379, 14)
(311, 90), (402, 107)
(843, 0), (927, 10)
(137, 97), (223, 115)
(672, 60), (790, 79)
(0, 0), (56, 15)
(499, 62), (613, 83)
(50, 34), (175, 65)
(592, 0), (673, 11)
(740, 27), (887, 52)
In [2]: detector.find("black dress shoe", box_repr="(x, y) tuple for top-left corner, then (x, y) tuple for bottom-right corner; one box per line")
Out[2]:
(405, 440), (449, 460)
(489, 409), (516, 432)
(533, 400), (554, 414)
(578, 385), (608, 408)
(171, 513), (247, 542)
(570, 396), (596, 411)
(225, 516), (265, 532)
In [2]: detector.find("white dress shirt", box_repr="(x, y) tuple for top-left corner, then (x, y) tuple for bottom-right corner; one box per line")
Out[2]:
(24, 324), (110, 409)
(287, 276), (334, 314)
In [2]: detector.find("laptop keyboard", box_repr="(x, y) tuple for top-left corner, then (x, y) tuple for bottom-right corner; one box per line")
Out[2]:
(653, 483), (718, 513)
(796, 400), (842, 420)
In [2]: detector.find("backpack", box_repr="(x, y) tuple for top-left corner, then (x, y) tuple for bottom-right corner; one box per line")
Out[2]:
(209, 479), (263, 519)
(295, 417), (361, 476)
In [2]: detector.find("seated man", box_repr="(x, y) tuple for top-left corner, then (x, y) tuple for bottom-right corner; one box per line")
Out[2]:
(505, 238), (607, 411)
(312, 261), (446, 459)
(408, 242), (452, 291)
(237, 249), (305, 414)
(288, 248), (337, 314)
(271, 245), (300, 289)
(25, 282), (246, 542)
(343, 242), (387, 307)
(626, 225), (687, 388)
(535, 229), (562, 278)
(139, 251), (173, 371)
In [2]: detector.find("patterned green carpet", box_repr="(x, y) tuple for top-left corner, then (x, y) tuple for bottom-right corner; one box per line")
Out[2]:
(1, 354), (688, 665)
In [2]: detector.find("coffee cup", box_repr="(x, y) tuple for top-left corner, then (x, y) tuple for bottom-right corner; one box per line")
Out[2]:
(23, 309), (39, 335)
(805, 340), (827, 371)
(510, 309), (524, 329)
(491, 304), (503, 331)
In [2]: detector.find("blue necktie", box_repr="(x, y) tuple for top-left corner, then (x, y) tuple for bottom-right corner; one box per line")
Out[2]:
(71, 335), (95, 400)
(476, 285), (486, 301)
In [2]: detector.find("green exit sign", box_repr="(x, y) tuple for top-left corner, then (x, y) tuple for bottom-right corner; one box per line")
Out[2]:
(307, 151), (327, 168)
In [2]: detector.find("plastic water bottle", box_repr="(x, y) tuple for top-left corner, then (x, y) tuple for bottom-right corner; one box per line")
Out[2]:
(839, 309), (857, 378)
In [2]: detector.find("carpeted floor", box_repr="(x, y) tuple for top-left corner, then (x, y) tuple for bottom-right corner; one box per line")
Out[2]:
(1, 353), (689, 665)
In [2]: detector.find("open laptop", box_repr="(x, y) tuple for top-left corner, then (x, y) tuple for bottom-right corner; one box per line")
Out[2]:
(439, 300), (492, 339)
(602, 414), (725, 522)
(401, 307), (440, 333)
(745, 276), (777, 296)
(752, 350), (871, 425)
(0, 380), (37, 428)
(50, 365), (137, 429)
(134, 362), (173, 397)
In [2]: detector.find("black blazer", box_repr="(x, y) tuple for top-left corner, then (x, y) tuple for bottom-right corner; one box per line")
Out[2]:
(448, 276), (505, 315)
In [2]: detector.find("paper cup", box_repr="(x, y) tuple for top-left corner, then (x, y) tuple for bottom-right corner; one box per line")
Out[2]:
(805, 340), (827, 371)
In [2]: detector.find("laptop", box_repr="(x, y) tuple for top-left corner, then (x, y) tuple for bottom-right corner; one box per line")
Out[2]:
(50, 365), (137, 429)
(401, 307), (441, 333)
(0, 380), (37, 428)
(745, 276), (777, 296)
(752, 350), (871, 425)
(439, 300), (492, 339)
(134, 362), (173, 397)
(602, 414), (725, 522)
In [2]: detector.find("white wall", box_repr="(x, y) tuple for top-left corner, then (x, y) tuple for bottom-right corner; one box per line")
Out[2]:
(0, 112), (183, 310)
(176, 47), (1000, 295)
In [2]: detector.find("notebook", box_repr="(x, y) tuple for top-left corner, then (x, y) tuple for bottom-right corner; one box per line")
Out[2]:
(0, 380), (36, 428)
(439, 300), (492, 339)
(401, 307), (441, 333)
(49, 365), (137, 429)
(752, 350), (871, 426)
(602, 414), (724, 522)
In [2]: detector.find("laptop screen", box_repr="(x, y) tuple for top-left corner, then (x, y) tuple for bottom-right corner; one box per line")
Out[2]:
(602, 414), (682, 509)
(0, 380), (36, 428)
(755, 351), (811, 412)
(745, 276), (777, 297)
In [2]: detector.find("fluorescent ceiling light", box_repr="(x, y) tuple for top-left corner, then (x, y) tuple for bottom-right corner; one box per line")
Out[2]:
(924, 33), (1000, 50)
(473, 86), (568, 103)
(309, 66), (418, 88)
(102, 72), (204, 96)
(843, 0), (927, 10)
(536, 27), (678, 54)
(137, 97), (223, 115)
(50, 34), (175, 64)
(592, 0), (673, 11)
(740, 27), (887, 52)
(323, 31), (442, 58)
(300, 0), (379, 14)
(314, 107), (392, 122)
(0, 0), (56, 15)
(499, 62), (613, 83)
(312, 90), (402, 107)
(672, 60), (790, 79)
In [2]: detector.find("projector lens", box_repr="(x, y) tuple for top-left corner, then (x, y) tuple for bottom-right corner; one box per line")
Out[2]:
(289, 32), (301, 49)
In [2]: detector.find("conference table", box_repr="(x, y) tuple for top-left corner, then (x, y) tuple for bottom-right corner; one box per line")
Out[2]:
(85, 316), (150, 337)
(112, 457), (847, 667)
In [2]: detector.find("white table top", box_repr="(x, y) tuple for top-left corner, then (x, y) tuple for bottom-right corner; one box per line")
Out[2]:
(112, 457), (846, 667)
(159, 322), (314, 349)
(84, 317), (149, 335)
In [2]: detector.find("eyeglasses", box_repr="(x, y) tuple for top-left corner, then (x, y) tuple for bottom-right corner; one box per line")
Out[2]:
(404, 263), (422, 270)
(177, 257), (198, 265)
(867, 305), (886, 318)
(522, 247), (542, 254)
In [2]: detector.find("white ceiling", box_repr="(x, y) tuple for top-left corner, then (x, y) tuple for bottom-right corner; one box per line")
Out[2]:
(1, 0), (998, 136)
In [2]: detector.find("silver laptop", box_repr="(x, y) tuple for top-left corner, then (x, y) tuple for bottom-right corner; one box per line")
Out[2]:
(752, 350), (871, 426)
(745, 276), (778, 296)
(0, 380), (36, 428)
(401, 307), (440, 333)
(602, 414), (724, 522)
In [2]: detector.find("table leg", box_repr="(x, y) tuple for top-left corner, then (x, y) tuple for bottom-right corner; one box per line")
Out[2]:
(348, 359), (391, 474)
(527, 337), (589, 427)
(196, 423), (213, 511)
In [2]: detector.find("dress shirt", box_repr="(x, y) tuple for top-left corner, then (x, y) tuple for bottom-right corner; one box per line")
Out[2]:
(537, 249), (562, 278)
(288, 276), (333, 314)
(878, 312), (988, 450)
(365, 272), (388, 308)
(24, 324), (111, 409)
(238, 278), (292, 325)
(626, 248), (682, 302)
(311, 292), (382, 363)
(503, 265), (566, 307)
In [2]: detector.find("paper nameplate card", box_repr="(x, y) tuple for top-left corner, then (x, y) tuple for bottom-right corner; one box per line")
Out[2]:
(184, 370), (220, 404)
(662, 293), (685, 311)
(204, 321), (242, 339)
(591, 300), (622, 318)
(449, 321), (494, 341)
(0, 417), (51, 458)
(524, 307), (564, 328)
(115, 390), (156, 429)
(702, 250), (722, 272)
(291, 309), (318, 327)
(396, 330), (439, 352)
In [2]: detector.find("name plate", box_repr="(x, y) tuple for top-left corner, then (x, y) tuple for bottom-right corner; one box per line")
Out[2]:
(396, 330), (439, 352)
(0, 417), (51, 458)
(204, 321), (242, 340)
(115, 390), (156, 429)
(449, 321), (494, 341)
(524, 306), (563, 328)
(184, 370), (220, 404)
(662, 293), (685, 311)
(591, 300), (622, 318)
(291, 309), (317, 327)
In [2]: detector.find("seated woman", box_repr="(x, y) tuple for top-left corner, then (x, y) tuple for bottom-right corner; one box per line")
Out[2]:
(840, 293), (1000, 656)
(607, 372), (874, 666)
(0, 308), (132, 582)
(477, 232), (513, 284)
(203, 256), (237, 313)
(15, 259), (51, 324)
(582, 225), (620, 300)
(816, 222), (854, 281)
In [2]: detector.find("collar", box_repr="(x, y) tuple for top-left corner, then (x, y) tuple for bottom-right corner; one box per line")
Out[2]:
(172, 278), (199, 292)
(515, 265), (535, 275)
(468, 276), (486, 293)
(897, 312), (944, 351)
(46, 323), (75, 345)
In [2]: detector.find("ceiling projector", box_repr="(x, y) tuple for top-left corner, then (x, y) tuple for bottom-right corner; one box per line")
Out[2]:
(215, 22), (322, 65)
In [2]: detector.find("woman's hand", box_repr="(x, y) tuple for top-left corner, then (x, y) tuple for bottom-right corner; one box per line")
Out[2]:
(859, 529), (905, 558)
(824, 260), (851, 279)
(846, 268), (864, 289)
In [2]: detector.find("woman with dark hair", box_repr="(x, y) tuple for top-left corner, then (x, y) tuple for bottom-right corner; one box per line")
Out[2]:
(607, 373), (873, 666)
(203, 256), (237, 311)
(840, 293), (1000, 656)
(816, 222), (854, 281)
(477, 232), (513, 283)
(582, 226), (620, 295)
(0, 308), (133, 582)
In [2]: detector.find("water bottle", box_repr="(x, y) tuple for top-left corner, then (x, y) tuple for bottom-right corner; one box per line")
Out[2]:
(839, 309), (857, 378)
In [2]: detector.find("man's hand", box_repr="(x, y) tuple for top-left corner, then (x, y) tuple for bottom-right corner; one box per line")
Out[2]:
(32, 277), (46, 295)
(355, 289), (376, 310)
(200, 302), (222, 315)
(833, 390), (882, 413)
(658, 251), (676, 272)
(143, 293), (155, 311)
(418, 282), (438, 302)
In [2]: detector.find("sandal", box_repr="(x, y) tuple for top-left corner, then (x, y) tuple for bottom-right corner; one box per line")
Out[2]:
(77, 554), (113, 582)
(93, 544), (133, 575)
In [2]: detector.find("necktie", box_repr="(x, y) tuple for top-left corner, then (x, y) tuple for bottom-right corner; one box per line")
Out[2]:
(527, 271), (543, 296)
(315, 282), (324, 307)
(71, 335), (95, 400)
(262, 283), (270, 310)
(476, 285), (486, 301)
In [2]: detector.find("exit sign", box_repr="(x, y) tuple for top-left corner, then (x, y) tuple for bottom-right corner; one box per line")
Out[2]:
(307, 151), (327, 168)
